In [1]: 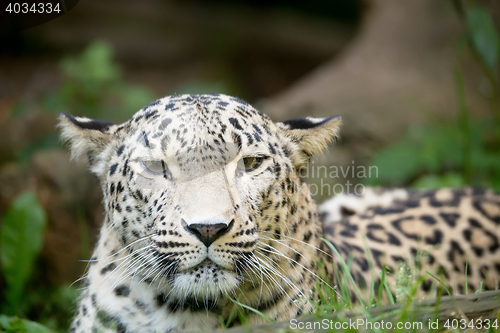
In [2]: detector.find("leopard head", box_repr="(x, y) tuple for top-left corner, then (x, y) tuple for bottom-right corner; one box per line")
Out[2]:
(59, 94), (341, 304)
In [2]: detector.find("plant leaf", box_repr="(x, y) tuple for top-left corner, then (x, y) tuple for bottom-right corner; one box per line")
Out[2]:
(0, 315), (56, 333)
(22, 319), (57, 333)
(0, 192), (47, 314)
(0, 315), (26, 332)
(366, 139), (422, 186)
(225, 296), (274, 323)
(466, 6), (499, 74)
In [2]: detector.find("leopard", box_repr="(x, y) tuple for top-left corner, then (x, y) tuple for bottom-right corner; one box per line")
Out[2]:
(59, 93), (500, 333)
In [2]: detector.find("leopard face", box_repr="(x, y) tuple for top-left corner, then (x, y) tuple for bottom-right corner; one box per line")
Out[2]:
(96, 95), (318, 300)
(60, 94), (341, 332)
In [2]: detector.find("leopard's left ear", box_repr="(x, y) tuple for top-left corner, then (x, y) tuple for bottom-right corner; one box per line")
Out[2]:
(58, 113), (120, 164)
(277, 116), (342, 167)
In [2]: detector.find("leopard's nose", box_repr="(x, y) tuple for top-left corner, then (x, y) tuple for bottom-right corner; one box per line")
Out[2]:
(182, 219), (234, 247)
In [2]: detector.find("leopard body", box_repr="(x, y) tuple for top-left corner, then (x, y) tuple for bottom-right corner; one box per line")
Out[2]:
(59, 94), (500, 332)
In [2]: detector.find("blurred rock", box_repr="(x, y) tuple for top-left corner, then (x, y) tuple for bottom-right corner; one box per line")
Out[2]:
(262, 0), (491, 172)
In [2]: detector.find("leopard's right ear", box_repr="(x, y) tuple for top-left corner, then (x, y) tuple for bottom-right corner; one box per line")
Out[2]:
(58, 113), (119, 163)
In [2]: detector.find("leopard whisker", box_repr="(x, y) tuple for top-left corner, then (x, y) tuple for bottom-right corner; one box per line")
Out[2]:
(256, 241), (333, 289)
(251, 253), (303, 303)
(108, 247), (157, 292)
(77, 245), (153, 291)
(258, 230), (333, 259)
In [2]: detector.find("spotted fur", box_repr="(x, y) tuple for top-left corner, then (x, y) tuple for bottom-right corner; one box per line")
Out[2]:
(59, 94), (500, 332)
(320, 188), (500, 296)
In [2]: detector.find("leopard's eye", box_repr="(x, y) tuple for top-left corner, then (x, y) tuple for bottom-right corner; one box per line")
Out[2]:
(140, 160), (172, 179)
(238, 156), (265, 173)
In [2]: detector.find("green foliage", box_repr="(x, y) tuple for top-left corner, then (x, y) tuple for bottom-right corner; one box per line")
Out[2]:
(303, 240), (489, 333)
(42, 40), (155, 122)
(21, 284), (80, 331)
(466, 5), (499, 75)
(412, 172), (466, 189)
(226, 296), (274, 324)
(61, 41), (120, 84)
(367, 3), (500, 190)
(0, 315), (56, 333)
(366, 120), (500, 189)
(0, 192), (46, 315)
(0, 193), (77, 332)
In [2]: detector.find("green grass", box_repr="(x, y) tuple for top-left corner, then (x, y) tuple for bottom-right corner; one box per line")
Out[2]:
(224, 239), (500, 333)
